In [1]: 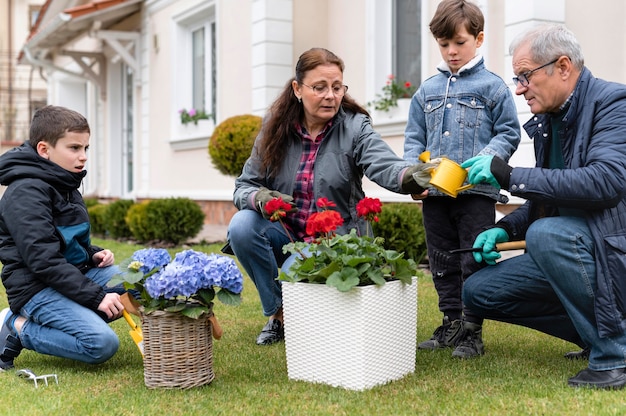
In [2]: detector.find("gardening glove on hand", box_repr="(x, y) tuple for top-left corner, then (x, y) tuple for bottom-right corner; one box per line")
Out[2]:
(461, 155), (513, 189)
(472, 227), (509, 265)
(401, 161), (438, 193)
(254, 187), (296, 220)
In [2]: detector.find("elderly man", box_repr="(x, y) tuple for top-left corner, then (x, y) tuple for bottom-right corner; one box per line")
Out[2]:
(460, 23), (626, 389)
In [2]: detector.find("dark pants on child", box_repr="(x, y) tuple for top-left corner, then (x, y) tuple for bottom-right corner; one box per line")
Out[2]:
(422, 195), (495, 324)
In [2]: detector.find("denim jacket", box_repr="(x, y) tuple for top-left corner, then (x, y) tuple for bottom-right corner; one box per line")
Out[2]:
(404, 55), (520, 201)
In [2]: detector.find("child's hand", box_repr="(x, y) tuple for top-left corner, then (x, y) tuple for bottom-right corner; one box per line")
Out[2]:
(93, 249), (115, 267)
(98, 293), (124, 320)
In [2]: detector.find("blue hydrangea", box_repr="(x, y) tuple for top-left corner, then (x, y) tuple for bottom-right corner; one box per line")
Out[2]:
(144, 250), (243, 300)
(132, 248), (171, 274)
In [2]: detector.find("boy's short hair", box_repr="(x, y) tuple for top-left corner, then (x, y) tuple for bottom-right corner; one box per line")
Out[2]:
(429, 0), (484, 40)
(29, 105), (90, 148)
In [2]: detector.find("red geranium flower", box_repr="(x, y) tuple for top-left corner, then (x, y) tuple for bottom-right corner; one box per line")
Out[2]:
(305, 210), (344, 237)
(356, 197), (382, 223)
(264, 198), (294, 222)
(316, 197), (336, 209)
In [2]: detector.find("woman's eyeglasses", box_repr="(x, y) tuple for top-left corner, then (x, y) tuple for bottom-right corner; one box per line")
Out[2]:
(301, 83), (348, 97)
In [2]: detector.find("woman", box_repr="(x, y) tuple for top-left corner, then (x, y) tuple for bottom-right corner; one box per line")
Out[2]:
(226, 48), (425, 345)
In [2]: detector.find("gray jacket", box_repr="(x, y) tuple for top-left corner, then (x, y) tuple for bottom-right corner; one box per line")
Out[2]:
(234, 108), (412, 235)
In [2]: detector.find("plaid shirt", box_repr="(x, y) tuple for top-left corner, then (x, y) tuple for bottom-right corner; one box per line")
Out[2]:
(287, 120), (333, 239)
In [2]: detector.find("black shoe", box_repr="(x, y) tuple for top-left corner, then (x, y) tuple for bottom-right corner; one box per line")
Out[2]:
(452, 322), (484, 359)
(564, 347), (590, 360)
(418, 316), (464, 350)
(0, 308), (23, 371)
(568, 367), (626, 389)
(255, 319), (284, 345)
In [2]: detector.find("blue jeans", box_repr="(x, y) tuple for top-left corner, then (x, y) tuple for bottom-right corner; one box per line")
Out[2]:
(18, 266), (121, 364)
(463, 216), (626, 370)
(227, 209), (297, 316)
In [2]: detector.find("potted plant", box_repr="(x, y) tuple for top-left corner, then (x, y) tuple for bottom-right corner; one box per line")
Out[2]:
(110, 248), (244, 389)
(268, 197), (419, 391)
(178, 108), (212, 125)
(367, 74), (417, 113)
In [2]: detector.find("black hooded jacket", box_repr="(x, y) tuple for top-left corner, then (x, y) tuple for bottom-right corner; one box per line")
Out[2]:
(0, 143), (105, 313)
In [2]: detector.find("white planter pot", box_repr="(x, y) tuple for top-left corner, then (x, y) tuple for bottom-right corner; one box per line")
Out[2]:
(282, 277), (417, 391)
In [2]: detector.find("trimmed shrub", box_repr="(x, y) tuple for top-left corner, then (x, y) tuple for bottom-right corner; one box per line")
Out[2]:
(208, 114), (262, 176)
(143, 198), (205, 245)
(88, 204), (108, 237)
(125, 201), (154, 243)
(372, 202), (427, 264)
(103, 199), (135, 240)
(84, 197), (100, 208)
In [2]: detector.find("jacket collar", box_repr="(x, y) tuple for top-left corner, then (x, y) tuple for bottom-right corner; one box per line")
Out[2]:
(436, 54), (484, 77)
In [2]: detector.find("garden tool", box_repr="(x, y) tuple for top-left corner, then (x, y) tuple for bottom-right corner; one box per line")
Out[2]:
(449, 241), (527, 254)
(16, 368), (58, 388)
(120, 292), (140, 316)
(123, 309), (144, 357)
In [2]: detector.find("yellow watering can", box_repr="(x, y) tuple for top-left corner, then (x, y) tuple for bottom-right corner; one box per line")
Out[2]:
(419, 151), (473, 198)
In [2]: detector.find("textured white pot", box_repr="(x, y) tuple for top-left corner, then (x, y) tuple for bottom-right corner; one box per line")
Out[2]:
(282, 277), (417, 391)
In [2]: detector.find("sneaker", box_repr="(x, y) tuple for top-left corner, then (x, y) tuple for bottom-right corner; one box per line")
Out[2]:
(255, 318), (284, 345)
(0, 308), (23, 371)
(418, 317), (464, 350)
(452, 322), (484, 358)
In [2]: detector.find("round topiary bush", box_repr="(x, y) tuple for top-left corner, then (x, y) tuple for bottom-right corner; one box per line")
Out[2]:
(209, 114), (262, 176)
(102, 199), (135, 240)
(88, 204), (108, 237)
(143, 198), (205, 245)
(372, 202), (427, 264)
(125, 201), (154, 243)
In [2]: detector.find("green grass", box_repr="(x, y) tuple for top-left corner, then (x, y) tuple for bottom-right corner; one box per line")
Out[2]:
(1, 238), (625, 415)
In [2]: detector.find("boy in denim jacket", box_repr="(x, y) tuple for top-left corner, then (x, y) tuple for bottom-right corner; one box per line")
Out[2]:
(404, 0), (520, 358)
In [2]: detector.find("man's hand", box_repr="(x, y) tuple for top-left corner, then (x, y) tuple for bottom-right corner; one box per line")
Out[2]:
(254, 187), (296, 220)
(461, 155), (513, 189)
(472, 227), (509, 265)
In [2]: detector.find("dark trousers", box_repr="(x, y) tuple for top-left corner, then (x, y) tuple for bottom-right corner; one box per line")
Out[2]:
(422, 195), (495, 324)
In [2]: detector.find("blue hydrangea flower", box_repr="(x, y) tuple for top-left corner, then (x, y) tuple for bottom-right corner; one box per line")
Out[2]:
(132, 248), (171, 274)
(143, 250), (244, 300)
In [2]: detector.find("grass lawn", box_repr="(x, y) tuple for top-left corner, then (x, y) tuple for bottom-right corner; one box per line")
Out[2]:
(1, 238), (625, 415)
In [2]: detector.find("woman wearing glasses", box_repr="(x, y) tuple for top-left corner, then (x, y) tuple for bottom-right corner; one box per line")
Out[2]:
(225, 47), (426, 345)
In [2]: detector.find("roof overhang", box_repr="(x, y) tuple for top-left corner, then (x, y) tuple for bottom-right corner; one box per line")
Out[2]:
(20, 0), (143, 99)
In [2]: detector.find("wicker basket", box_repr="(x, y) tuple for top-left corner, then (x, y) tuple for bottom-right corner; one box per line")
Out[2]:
(141, 309), (214, 389)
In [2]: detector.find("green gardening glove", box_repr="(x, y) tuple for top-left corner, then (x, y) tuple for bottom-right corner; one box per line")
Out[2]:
(461, 155), (499, 188)
(254, 187), (296, 220)
(472, 227), (509, 265)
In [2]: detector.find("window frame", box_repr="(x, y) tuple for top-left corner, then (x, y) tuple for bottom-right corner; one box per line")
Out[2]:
(171, 3), (216, 149)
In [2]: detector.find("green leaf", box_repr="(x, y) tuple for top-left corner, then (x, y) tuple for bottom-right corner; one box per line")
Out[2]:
(180, 305), (210, 319)
(326, 269), (359, 292)
(217, 289), (242, 306)
(197, 287), (216, 304)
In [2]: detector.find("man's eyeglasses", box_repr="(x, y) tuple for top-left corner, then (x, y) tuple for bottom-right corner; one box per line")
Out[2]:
(301, 83), (348, 97)
(512, 58), (558, 87)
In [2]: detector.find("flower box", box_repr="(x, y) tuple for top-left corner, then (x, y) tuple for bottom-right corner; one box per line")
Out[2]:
(282, 277), (417, 391)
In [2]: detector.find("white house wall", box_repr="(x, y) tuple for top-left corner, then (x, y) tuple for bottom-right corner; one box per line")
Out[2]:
(28, 0), (626, 224)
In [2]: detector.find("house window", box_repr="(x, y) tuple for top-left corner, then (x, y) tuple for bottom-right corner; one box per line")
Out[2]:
(172, 4), (216, 148)
(191, 27), (205, 113)
(394, 0), (421, 87)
